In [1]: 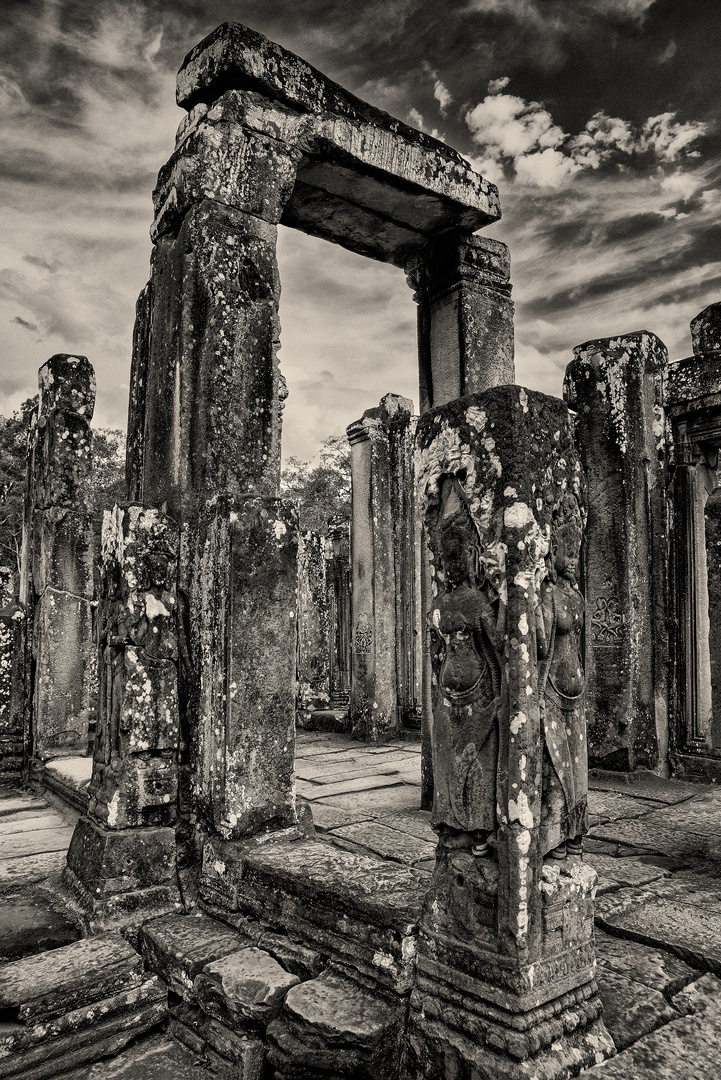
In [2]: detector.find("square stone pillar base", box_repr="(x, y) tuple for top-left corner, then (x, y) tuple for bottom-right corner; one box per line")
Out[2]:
(62, 816), (181, 933)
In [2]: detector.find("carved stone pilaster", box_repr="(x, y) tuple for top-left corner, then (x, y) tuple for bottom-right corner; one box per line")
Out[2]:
(405, 233), (514, 413)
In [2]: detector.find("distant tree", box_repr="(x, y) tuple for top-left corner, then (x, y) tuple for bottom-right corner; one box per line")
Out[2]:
(0, 398), (37, 575)
(281, 434), (351, 535)
(0, 399), (127, 577)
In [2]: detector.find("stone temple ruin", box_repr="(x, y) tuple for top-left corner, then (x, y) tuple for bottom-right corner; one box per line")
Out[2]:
(3, 20), (721, 1080)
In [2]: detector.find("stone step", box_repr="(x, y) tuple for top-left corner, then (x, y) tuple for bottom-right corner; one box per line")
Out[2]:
(0, 931), (144, 1022)
(62, 1033), (218, 1080)
(0, 796), (49, 818)
(328, 820), (436, 867)
(139, 912), (254, 1001)
(0, 851), (68, 893)
(0, 812), (70, 836)
(0, 827), (74, 860)
(267, 968), (404, 1078)
(195, 946), (300, 1028)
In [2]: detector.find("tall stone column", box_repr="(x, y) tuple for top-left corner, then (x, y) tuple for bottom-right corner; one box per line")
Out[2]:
(296, 530), (331, 717)
(64, 505), (181, 930)
(128, 89), (303, 887)
(0, 568), (24, 782)
(665, 303), (721, 779)
(346, 394), (420, 741)
(20, 354), (96, 762)
(326, 521), (352, 710)
(564, 331), (669, 773)
(405, 233), (514, 413)
(407, 386), (613, 1079)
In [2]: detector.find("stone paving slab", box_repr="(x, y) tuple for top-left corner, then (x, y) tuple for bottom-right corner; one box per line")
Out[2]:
(582, 973), (721, 1078)
(295, 762), (404, 783)
(376, 811), (435, 844)
(311, 784), (422, 815)
(0, 812), (71, 836)
(588, 770), (704, 805)
(585, 852), (672, 891)
(596, 875), (721, 973)
(0, 851), (67, 892)
(304, 803), (372, 832)
(0, 794), (49, 817)
(0, 889), (80, 959)
(62, 1033), (216, 1079)
(588, 790), (667, 825)
(0, 826), (75, 859)
(589, 788), (721, 860)
(296, 774), (407, 801)
(596, 967), (681, 1051)
(594, 931), (698, 995)
(329, 821), (436, 866)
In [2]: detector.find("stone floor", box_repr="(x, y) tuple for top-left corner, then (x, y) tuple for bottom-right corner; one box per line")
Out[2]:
(2, 732), (721, 1075)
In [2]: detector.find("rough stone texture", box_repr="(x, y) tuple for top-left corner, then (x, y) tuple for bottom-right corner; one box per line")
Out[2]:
(564, 331), (669, 773)
(408, 386), (613, 1074)
(589, 787), (721, 860)
(296, 531), (330, 714)
(584, 852), (671, 891)
(88, 505), (181, 831)
(326, 522), (352, 709)
(206, 837), (427, 993)
(581, 973), (721, 1078)
(596, 967), (680, 1051)
(167, 1004), (265, 1079)
(588, 790), (667, 824)
(193, 496), (297, 843)
(596, 874), (721, 973)
(328, 820), (436, 866)
(347, 395), (421, 741)
(19, 354), (96, 761)
(267, 968), (405, 1079)
(706, 488), (721, 757)
(594, 930), (697, 995)
(0, 570), (23, 783)
(62, 1033), (220, 1080)
(194, 946), (300, 1028)
(691, 301), (721, 356)
(172, 25), (499, 265)
(140, 913), (252, 1000)
(0, 889), (80, 960)
(666, 309), (721, 781)
(406, 234), (514, 412)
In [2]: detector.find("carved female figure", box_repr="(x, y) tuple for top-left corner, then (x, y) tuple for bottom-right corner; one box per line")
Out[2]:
(428, 478), (502, 857)
(537, 494), (589, 858)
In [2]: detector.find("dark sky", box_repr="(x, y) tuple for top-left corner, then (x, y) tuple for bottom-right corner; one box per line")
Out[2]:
(1, 0), (719, 460)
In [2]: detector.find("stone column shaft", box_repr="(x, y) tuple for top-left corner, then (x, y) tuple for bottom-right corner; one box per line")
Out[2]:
(297, 531), (331, 715)
(406, 233), (514, 413)
(0, 568), (23, 782)
(564, 330), (669, 773)
(20, 355), (96, 761)
(326, 522), (351, 709)
(64, 504), (182, 930)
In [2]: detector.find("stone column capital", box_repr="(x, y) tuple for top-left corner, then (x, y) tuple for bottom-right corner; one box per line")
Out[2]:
(405, 232), (511, 304)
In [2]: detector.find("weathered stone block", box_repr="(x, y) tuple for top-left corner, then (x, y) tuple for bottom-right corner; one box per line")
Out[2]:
(194, 496), (297, 841)
(691, 301), (721, 356)
(65, 815), (177, 897)
(564, 330), (669, 772)
(194, 946), (300, 1028)
(34, 587), (94, 757)
(140, 913), (252, 1000)
(37, 353), (95, 421)
(31, 411), (93, 514)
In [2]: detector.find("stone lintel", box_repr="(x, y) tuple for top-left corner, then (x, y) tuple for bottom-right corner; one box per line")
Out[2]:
(170, 26), (499, 263)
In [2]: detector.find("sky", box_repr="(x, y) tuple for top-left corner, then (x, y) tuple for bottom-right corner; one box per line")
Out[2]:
(1, 0), (719, 463)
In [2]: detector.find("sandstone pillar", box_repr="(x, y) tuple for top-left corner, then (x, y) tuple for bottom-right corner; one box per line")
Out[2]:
(564, 331), (669, 773)
(129, 89), (303, 879)
(346, 394), (421, 741)
(20, 355), (96, 761)
(296, 530), (331, 718)
(64, 505), (181, 929)
(326, 521), (352, 710)
(407, 386), (613, 1078)
(405, 234), (514, 413)
(665, 303), (721, 779)
(0, 568), (23, 782)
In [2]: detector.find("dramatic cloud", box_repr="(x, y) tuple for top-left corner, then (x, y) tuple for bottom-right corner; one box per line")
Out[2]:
(0, 0), (719, 461)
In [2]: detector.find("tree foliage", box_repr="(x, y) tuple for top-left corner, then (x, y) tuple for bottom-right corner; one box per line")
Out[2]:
(280, 434), (351, 535)
(0, 400), (127, 576)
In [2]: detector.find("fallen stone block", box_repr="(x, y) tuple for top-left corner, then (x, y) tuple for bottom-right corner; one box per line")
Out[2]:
(0, 932), (144, 1022)
(140, 912), (253, 1000)
(195, 946), (300, 1028)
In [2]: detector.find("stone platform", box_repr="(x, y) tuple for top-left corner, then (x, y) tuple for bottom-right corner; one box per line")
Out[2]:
(2, 734), (721, 1075)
